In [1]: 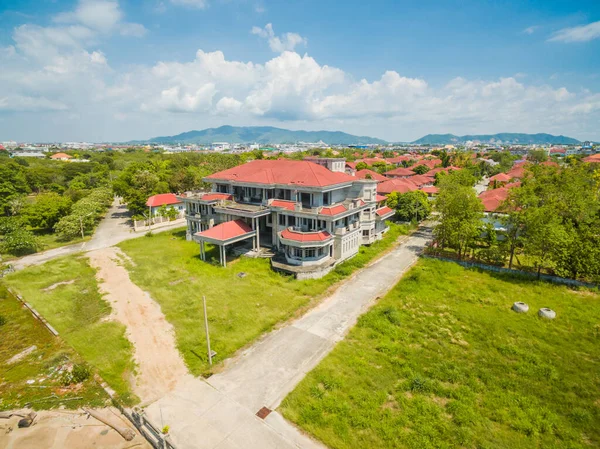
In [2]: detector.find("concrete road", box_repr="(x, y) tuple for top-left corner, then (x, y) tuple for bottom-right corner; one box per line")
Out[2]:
(145, 226), (433, 449)
(11, 199), (185, 271)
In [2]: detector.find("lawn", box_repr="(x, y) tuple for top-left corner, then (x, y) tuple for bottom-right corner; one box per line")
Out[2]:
(280, 258), (600, 449)
(3, 256), (137, 405)
(118, 223), (409, 376)
(0, 284), (109, 410)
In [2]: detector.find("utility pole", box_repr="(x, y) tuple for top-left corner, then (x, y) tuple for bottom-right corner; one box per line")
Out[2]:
(202, 296), (213, 365)
(79, 216), (85, 239)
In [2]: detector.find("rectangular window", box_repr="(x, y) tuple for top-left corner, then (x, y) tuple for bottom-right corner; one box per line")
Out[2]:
(279, 214), (286, 226)
(306, 249), (316, 258)
(288, 215), (296, 226)
(323, 191), (330, 205)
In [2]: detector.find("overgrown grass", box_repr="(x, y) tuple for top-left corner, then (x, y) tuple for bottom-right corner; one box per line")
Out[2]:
(280, 258), (600, 449)
(3, 256), (137, 404)
(0, 284), (109, 410)
(118, 223), (409, 375)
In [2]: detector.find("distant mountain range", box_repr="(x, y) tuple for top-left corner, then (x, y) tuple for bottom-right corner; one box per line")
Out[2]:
(142, 126), (388, 145)
(135, 127), (583, 146)
(412, 133), (581, 145)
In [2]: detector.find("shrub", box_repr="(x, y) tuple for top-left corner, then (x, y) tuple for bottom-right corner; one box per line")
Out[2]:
(61, 363), (91, 385)
(0, 315), (6, 326)
(1, 228), (41, 256)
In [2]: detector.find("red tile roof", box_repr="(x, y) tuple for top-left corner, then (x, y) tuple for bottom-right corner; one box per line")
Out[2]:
(377, 179), (418, 195)
(583, 154), (600, 163)
(408, 174), (435, 186)
(205, 160), (355, 187)
(375, 194), (388, 202)
(280, 228), (332, 242)
(146, 193), (182, 207)
(385, 155), (412, 164)
(384, 167), (415, 177)
(354, 169), (388, 182)
(195, 219), (253, 241)
(489, 173), (512, 183)
(319, 204), (347, 216)
(357, 157), (387, 166)
(200, 193), (233, 202)
(479, 188), (510, 212)
(506, 165), (526, 179)
(420, 186), (439, 194)
(50, 152), (72, 159)
(270, 199), (297, 211)
(376, 206), (394, 217)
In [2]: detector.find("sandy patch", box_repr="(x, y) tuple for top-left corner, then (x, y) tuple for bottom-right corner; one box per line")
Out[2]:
(87, 247), (191, 405)
(42, 280), (75, 292)
(0, 408), (150, 449)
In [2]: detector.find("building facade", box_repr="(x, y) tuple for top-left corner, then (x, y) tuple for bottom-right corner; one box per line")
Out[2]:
(179, 159), (394, 276)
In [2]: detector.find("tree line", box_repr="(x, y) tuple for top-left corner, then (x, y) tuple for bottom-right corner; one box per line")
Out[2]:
(429, 164), (600, 283)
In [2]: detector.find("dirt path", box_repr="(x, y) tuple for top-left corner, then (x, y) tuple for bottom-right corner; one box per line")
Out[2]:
(87, 247), (191, 405)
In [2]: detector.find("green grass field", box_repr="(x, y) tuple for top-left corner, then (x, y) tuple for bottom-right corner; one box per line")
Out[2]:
(280, 258), (600, 449)
(0, 285), (109, 410)
(3, 256), (137, 404)
(118, 223), (409, 375)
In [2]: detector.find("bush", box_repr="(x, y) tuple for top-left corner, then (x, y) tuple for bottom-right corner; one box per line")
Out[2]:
(1, 228), (41, 256)
(0, 315), (6, 326)
(61, 363), (91, 385)
(477, 247), (508, 266)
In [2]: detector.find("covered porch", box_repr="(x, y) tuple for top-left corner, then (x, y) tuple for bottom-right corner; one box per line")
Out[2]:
(194, 219), (257, 267)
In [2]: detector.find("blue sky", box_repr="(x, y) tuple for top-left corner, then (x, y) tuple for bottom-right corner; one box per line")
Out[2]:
(0, 0), (599, 142)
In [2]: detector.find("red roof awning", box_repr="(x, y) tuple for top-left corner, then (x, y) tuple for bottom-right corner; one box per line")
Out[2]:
(195, 219), (254, 242)
(280, 228), (332, 242)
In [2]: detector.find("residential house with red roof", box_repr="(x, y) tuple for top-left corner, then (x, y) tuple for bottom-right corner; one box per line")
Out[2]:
(50, 152), (73, 161)
(354, 169), (389, 181)
(384, 167), (416, 178)
(583, 154), (600, 163)
(180, 159), (392, 276)
(146, 193), (185, 218)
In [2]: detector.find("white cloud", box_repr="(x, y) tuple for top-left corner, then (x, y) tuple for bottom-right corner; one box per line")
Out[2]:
(120, 22), (148, 37)
(170, 0), (208, 9)
(1, 3), (600, 142)
(523, 25), (539, 35)
(548, 20), (600, 43)
(53, 0), (146, 36)
(0, 95), (68, 112)
(251, 23), (307, 53)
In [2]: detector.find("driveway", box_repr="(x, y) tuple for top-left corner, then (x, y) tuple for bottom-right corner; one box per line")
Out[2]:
(11, 199), (185, 271)
(144, 225), (433, 449)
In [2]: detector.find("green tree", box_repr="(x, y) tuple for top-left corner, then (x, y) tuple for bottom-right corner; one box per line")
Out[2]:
(0, 161), (30, 215)
(528, 149), (548, 164)
(355, 162), (368, 171)
(440, 150), (451, 168)
(394, 190), (431, 222)
(412, 165), (430, 175)
(434, 173), (484, 259)
(23, 193), (72, 230)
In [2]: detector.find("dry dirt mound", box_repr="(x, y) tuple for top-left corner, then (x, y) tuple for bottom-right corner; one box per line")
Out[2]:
(88, 247), (191, 405)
